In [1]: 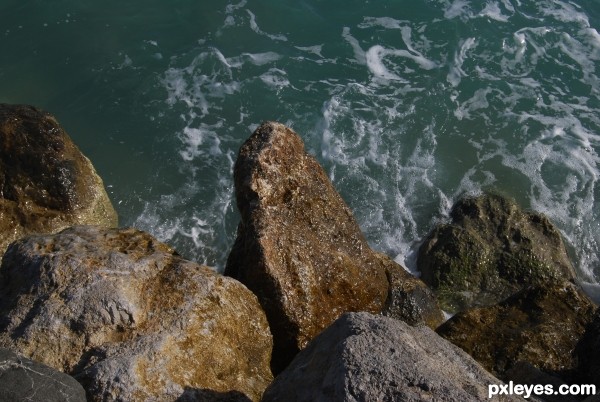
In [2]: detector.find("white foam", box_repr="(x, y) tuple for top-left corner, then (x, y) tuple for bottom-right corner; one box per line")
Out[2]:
(366, 44), (437, 83)
(366, 45), (405, 82)
(295, 45), (324, 58)
(342, 27), (366, 65)
(359, 16), (405, 30)
(538, 0), (590, 27)
(444, 0), (472, 20)
(247, 9), (288, 42)
(447, 37), (477, 87)
(479, 2), (510, 22)
(260, 68), (290, 88)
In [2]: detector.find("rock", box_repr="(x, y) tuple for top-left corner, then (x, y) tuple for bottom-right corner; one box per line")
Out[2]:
(0, 347), (86, 402)
(575, 309), (600, 387)
(0, 104), (117, 256)
(376, 252), (444, 329)
(437, 281), (596, 381)
(504, 362), (578, 402)
(262, 312), (523, 402)
(418, 193), (576, 312)
(225, 122), (442, 373)
(0, 225), (272, 401)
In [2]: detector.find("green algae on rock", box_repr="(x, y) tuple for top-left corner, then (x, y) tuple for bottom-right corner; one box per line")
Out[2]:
(437, 281), (596, 382)
(418, 193), (576, 313)
(0, 104), (118, 256)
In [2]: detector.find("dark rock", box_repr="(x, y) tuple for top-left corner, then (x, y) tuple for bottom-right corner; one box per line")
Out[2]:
(575, 309), (600, 387)
(0, 104), (117, 256)
(437, 282), (596, 381)
(376, 252), (444, 329)
(418, 193), (576, 312)
(504, 362), (578, 402)
(262, 312), (523, 402)
(0, 347), (86, 402)
(0, 225), (272, 401)
(225, 122), (442, 373)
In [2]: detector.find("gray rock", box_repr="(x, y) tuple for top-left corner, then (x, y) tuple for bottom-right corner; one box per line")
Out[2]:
(0, 347), (86, 402)
(262, 312), (523, 402)
(0, 226), (272, 401)
(0, 103), (117, 256)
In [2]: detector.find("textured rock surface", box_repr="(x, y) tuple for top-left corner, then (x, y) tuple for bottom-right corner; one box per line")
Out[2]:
(0, 347), (86, 402)
(0, 226), (272, 401)
(437, 282), (596, 381)
(263, 312), (523, 402)
(224, 121), (387, 372)
(225, 122), (441, 372)
(418, 193), (576, 312)
(376, 252), (444, 329)
(0, 104), (117, 255)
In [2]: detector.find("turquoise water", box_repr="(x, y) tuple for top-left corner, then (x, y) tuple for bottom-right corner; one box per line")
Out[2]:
(2, 0), (600, 290)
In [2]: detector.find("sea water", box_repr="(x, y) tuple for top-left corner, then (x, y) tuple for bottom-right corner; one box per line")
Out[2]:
(2, 0), (600, 292)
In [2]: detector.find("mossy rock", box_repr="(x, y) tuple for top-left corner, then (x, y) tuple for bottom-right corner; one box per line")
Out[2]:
(0, 104), (117, 256)
(437, 282), (596, 381)
(418, 193), (575, 313)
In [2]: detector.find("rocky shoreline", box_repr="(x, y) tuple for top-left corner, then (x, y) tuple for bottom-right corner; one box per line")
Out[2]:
(0, 104), (597, 401)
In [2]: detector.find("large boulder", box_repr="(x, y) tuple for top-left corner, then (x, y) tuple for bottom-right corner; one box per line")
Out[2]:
(418, 193), (576, 312)
(0, 104), (117, 256)
(437, 281), (596, 381)
(0, 226), (272, 401)
(0, 347), (86, 402)
(262, 312), (523, 402)
(225, 122), (442, 373)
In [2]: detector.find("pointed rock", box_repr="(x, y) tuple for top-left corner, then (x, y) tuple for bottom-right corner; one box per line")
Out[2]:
(225, 122), (441, 373)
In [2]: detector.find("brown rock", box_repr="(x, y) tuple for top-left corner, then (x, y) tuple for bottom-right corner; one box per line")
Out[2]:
(437, 281), (596, 381)
(0, 225), (272, 401)
(225, 122), (442, 372)
(376, 252), (444, 329)
(418, 193), (576, 313)
(0, 104), (117, 255)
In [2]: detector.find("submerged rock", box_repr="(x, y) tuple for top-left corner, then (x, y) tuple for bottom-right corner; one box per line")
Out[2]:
(0, 348), (86, 402)
(418, 193), (575, 312)
(0, 104), (117, 256)
(437, 281), (596, 381)
(263, 312), (522, 402)
(225, 122), (442, 373)
(0, 226), (272, 401)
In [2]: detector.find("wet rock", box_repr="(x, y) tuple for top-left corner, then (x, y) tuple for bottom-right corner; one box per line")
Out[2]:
(376, 252), (444, 329)
(225, 122), (387, 372)
(225, 122), (442, 373)
(0, 347), (86, 402)
(0, 226), (272, 401)
(262, 312), (523, 402)
(437, 282), (596, 381)
(418, 193), (576, 312)
(0, 104), (117, 256)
